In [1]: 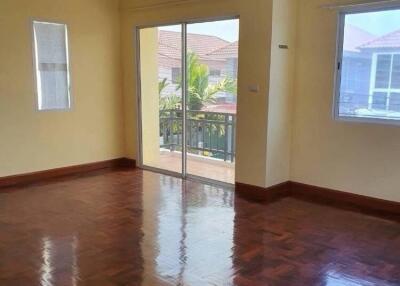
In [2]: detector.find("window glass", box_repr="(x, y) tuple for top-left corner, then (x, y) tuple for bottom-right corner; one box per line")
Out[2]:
(337, 9), (400, 122)
(391, 55), (400, 88)
(375, 55), (391, 89)
(389, 92), (400, 111)
(210, 69), (221, 76)
(171, 67), (181, 84)
(33, 21), (71, 110)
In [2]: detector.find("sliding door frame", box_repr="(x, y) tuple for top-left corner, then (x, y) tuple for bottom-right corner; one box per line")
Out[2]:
(136, 16), (239, 187)
(182, 23), (188, 179)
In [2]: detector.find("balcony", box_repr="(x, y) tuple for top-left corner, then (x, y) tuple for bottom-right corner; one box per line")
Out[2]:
(158, 110), (236, 183)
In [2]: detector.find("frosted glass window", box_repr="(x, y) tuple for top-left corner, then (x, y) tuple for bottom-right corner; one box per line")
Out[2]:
(335, 8), (400, 123)
(33, 21), (71, 110)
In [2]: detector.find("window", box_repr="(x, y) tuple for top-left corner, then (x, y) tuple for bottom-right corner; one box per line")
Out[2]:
(335, 8), (400, 122)
(171, 67), (181, 84)
(209, 69), (221, 77)
(370, 53), (400, 111)
(33, 21), (71, 110)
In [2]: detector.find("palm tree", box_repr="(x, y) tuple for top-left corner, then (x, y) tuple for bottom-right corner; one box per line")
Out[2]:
(158, 78), (181, 110)
(158, 78), (169, 95)
(158, 51), (237, 111)
(158, 52), (237, 154)
(186, 52), (236, 111)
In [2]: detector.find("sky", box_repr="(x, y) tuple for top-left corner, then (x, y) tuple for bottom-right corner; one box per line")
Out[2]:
(346, 9), (400, 36)
(160, 9), (400, 42)
(157, 10), (400, 40)
(159, 19), (239, 42)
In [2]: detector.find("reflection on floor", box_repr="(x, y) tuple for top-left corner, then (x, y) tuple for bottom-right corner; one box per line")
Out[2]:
(0, 169), (399, 285)
(158, 150), (235, 184)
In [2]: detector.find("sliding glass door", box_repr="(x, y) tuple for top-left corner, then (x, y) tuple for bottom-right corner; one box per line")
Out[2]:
(185, 21), (238, 183)
(138, 19), (239, 184)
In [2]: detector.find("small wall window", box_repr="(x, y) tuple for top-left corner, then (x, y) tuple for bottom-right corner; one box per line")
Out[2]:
(335, 8), (400, 123)
(33, 21), (71, 111)
(171, 67), (181, 84)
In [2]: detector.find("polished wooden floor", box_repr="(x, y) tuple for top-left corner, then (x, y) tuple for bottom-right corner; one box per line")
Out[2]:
(0, 169), (399, 286)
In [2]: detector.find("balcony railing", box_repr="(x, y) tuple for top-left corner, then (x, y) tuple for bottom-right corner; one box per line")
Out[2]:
(160, 109), (236, 162)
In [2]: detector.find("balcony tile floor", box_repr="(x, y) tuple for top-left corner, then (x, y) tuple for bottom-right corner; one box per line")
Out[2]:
(158, 151), (235, 184)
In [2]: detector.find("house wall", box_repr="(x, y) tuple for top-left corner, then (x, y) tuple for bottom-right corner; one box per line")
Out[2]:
(121, 0), (273, 187)
(291, 0), (400, 202)
(265, 0), (297, 187)
(0, 0), (124, 177)
(341, 52), (372, 104)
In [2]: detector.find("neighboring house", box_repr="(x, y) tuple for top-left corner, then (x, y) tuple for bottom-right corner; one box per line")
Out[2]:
(358, 30), (400, 114)
(341, 25), (400, 117)
(158, 30), (238, 107)
(340, 25), (376, 114)
(207, 41), (239, 104)
(158, 27), (400, 117)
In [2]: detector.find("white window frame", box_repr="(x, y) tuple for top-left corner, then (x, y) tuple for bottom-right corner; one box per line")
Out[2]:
(334, 4), (400, 125)
(32, 20), (72, 111)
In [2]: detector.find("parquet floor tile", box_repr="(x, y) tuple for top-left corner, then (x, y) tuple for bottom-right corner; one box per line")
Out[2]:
(0, 169), (399, 285)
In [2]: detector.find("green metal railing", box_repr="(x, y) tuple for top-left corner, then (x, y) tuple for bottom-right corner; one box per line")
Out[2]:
(160, 109), (236, 162)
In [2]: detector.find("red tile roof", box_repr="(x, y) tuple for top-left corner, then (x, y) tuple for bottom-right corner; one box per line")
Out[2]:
(159, 30), (230, 57)
(344, 25), (375, 52)
(359, 29), (400, 49)
(202, 103), (237, 114)
(158, 42), (181, 59)
(207, 41), (238, 59)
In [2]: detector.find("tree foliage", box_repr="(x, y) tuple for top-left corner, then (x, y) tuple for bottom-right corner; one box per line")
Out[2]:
(159, 51), (237, 111)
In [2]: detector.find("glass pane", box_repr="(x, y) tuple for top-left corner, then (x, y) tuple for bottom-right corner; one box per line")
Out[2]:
(371, 92), (387, 110)
(33, 21), (70, 110)
(186, 19), (239, 184)
(338, 9), (400, 121)
(391, 55), (400, 89)
(389, 92), (400, 112)
(375, 55), (391, 89)
(140, 25), (183, 173)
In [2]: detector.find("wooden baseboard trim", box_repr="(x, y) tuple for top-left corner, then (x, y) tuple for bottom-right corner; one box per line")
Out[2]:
(3, 162), (398, 220)
(235, 180), (399, 220)
(117, 158), (137, 169)
(235, 181), (291, 202)
(0, 158), (136, 189)
(289, 182), (400, 220)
